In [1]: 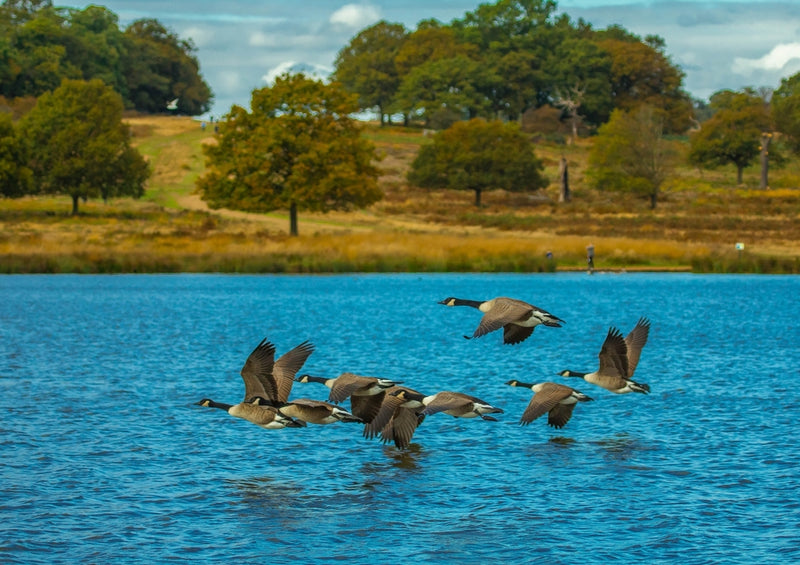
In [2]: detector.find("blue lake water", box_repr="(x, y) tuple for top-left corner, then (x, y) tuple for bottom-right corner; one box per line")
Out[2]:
(1, 272), (799, 563)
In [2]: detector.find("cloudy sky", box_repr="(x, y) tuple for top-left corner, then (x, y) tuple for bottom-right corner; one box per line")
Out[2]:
(61, 0), (800, 118)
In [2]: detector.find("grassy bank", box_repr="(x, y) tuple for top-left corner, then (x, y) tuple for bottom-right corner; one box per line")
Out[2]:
(1, 115), (799, 274)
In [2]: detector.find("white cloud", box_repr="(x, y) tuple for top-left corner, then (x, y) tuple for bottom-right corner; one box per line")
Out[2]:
(261, 61), (333, 85)
(181, 26), (215, 48)
(329, 3), (380, 30)
(732, 42), (800, 74)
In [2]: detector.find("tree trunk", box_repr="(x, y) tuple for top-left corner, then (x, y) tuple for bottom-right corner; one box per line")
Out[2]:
(760, 132), (771, 189)
(289, 202), (298, 236)
(736, 165), (744, 185)
(650, 190), (657, 209)
(558, 157), (570, 203)
(474, 188), (482, 207)
(72, 194), (80, 216)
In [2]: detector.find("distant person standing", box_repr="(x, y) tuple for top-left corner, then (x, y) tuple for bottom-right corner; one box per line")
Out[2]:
(586, 244), (595, 273)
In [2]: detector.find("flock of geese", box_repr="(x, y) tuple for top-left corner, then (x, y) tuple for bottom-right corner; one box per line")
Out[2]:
(196, 296), (651, 449)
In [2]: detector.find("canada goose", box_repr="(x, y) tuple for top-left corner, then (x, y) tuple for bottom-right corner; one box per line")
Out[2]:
(261, 340), (315, 405)
(195, 337), (307, 429)
(391, 389), (504, 421)
(438, 296), (564, 344)
(559, 317), (651, 394)
(505, 380), (593, 428)
(295, 372), (400, 423)
(274, 398), (363, 425)
(195, 398), (305, 429)
(363, 385), (426, 449)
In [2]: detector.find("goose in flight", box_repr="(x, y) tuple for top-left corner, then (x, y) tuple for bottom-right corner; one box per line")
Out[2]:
(438, 296), (564, 344)
(559, 317), (651, 394)
(274, 398), (363, 425)
(506, 380), (592, 428)
(195, 337), (308, 429)
(363, 385), (426, 449)
(391, 389), (504, 421)
(295, 372), (400, 423)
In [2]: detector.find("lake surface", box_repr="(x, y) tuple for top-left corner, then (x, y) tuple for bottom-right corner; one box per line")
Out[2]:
(1, 273), (799, 563)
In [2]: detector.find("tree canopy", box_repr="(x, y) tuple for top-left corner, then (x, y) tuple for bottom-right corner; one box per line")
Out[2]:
(197, 73), (382, 236)
(0, 111), (32, 197)
(18, 78), (150, 214)
(408, 117), (547, 206)
(587, 105), (677, 209)
(332, 0), (693, 133)
(688, 89), (772, 184)
(772, 71), (800, 152)
(333, 20), (407, 125)
(0, 0), (212, 115)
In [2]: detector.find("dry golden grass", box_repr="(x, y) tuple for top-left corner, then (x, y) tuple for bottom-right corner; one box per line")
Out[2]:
(2, 114), (799, 273)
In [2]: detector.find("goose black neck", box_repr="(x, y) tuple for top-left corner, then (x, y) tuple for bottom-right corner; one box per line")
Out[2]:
(452, 298), (484, 309)
(301, 375), (328, 384)
(207, 399), (233, 411)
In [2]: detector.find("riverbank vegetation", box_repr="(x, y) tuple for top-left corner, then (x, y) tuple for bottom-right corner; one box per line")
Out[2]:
(1, 115), (798, 274)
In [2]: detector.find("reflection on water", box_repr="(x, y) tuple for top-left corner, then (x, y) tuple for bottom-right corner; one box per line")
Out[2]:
(593, 433), (645, 462)
(381, 443), (427, 470)
(548, 436), (577, 448)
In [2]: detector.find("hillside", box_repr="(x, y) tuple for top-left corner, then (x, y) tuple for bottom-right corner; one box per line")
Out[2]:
(1, 114), (798, 274)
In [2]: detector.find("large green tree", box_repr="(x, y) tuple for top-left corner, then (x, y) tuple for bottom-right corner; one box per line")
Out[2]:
(588, 105), (677, 209)
(408, 117), (547, 206)
(197, 73), (382, 236)
(395, 55), (494, 128)
(451, 0), (562, 121)
(333, 20), (407, 125)
(122, 19), (212, 115)
(772, 72), (800, 152)
(596, 31), (693, 133)
(19, 78), (149, 215)
(688, 89), (772, 184)
(0, 112), (32, 197)
(0, 1), (211, 115)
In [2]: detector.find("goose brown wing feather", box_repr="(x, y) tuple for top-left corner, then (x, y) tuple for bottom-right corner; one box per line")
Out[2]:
(503, 324), (535, 345)
(624, 317), (651, 377)
(363, 386), (418, 439)
(363, 386), (403, 439)
(239, 338), (277, 402)
(272, 340), (315, 403)
(547, 403), (577, 429)
(383, 407), (423, 449)
(519, 383), (572, 425)
(350, 393), (385, 423)
(422, 391), (471, 416)
(597, 327), (628, 377)
(473, 298), (533, 338)
(327, 373), (371, 403)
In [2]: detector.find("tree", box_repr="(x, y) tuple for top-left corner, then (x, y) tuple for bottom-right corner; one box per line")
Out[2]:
(772, 72), (800, 152)
(588, 105), (677, 209)
(688, 89), (772, 184)
(122, 19), (212, 115)
(451, 0), (562, 122)
(64, 5), (127, 98)
(408, 118), (547, 207)
(197, 73), (382, 236)
(19, 78), (149, 215)
(394, 55), (494, 128)
(0, 112), (32, 197)
(596, 32), (693, 133)
(333, 21), (407, 125)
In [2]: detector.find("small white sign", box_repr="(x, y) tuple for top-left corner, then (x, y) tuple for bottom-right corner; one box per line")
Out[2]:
(735, 242), (745, 250)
